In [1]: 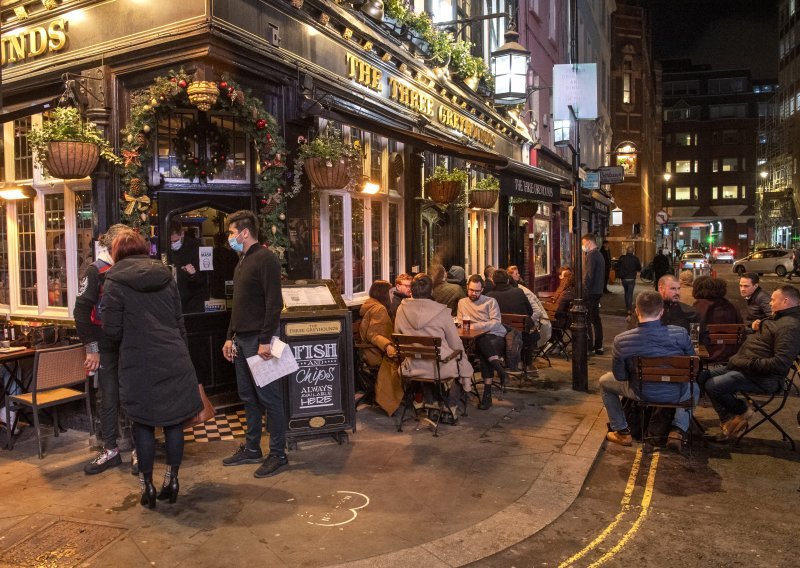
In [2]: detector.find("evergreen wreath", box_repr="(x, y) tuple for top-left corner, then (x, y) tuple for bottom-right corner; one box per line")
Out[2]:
(174, 121), (230, 182)
(120, 69), (291, 263)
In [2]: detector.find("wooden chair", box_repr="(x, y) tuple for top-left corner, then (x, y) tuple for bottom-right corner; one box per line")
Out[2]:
(635, 355), (700, 453)
(6, 344), (93, 458)
(501, 313), (537, 383)
(352, 319), (378, 407)
(734, 356), (799, 451)
(541, 304), (572, 360)
(392, 334), (463, 437)
(703, 323), (746, 366)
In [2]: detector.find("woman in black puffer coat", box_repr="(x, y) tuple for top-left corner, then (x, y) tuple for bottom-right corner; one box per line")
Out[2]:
(692, 276), (742, 363)
(102, 231), (202, 509)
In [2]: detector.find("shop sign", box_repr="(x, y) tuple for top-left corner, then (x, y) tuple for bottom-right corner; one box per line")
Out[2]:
(583, 171), (600, 190)
(346, 53), (496, 149)
(285, 321), (342, 336)
(1, 18), (67, 67)
(500, 175), (559, 203)
(598, 166), (625, 184)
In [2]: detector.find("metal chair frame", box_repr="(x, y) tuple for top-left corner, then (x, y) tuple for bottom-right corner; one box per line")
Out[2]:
(501, 313), (537, 384)
(392, 334), (463, 437)
(6, 344), (93, 459)
(734, 357), (799, 451)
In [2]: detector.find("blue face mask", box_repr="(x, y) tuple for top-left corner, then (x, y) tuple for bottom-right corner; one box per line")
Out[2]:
(228, 235), (244, 253)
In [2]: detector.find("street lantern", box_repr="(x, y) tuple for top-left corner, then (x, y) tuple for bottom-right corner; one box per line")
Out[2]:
(491, 27), (530, 105)
(360, 0), (384, 20)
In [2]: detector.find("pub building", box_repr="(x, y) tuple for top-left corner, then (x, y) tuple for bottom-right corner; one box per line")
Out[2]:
(0, 0), (572, 394)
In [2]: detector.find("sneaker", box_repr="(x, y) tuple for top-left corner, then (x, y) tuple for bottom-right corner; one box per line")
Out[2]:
(666, 429), (684, 453)
(84, 448), (122, 475)
(222, 444), (263, 467)
(130, 449), (139, 476)
(606, 430), (633, 446)
(595, 348), (605, 356)
(254, 454), (289, 478)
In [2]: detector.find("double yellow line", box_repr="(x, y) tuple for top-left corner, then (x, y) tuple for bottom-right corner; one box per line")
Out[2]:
(558, 447), (661, 568)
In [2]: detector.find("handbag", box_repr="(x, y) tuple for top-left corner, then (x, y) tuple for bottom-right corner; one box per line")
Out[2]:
(184, 384), (215, 428)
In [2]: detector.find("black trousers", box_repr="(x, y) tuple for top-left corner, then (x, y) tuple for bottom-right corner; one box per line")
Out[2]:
(586, 294), (603, 350)
(132, 421), (185, 474)
(98, 350), (124, 450)
(475, 334), (505, 379)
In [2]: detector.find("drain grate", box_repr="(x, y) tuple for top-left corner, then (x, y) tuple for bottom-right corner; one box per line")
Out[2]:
(0, 519), (125, 567)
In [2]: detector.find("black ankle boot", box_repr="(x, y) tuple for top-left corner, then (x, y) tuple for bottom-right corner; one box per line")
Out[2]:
(139, 471), (156, 509)
(478, 384), (492, 410)
(490, 360), (508, 392)
(157, 465), (180, 504)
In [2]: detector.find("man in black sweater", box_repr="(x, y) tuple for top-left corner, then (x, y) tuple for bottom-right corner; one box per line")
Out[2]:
(221, 210), (287, 479)
(582, 234), (606, 354)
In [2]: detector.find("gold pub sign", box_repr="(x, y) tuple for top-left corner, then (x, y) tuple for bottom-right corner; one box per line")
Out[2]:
(346, 53), (496, 149)
(1, 18), (67, 67)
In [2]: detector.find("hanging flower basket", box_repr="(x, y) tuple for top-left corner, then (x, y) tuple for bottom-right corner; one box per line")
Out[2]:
(469, 189), (499, 209)
(513, 200), (538, 217)
(45, 141), (100, 179)
(426, 179), (463, 204)
(303, 157), (353, 190)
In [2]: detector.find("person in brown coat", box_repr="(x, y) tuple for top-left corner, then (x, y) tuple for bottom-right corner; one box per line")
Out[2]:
(358, 281), (402, 415)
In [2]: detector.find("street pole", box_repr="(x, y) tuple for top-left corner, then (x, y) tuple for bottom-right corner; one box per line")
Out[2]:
(569, 104), (588, 391)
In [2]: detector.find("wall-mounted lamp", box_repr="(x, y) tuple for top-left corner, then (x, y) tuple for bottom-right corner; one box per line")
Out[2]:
(611, 206), (623, 226)
(759, 170), (769, 179)
(663, 172), (672, 182)
(0, 185), (36, 200)
(361, 178), (380, 194)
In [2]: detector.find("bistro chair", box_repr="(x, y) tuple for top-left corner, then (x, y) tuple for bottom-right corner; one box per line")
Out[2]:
(635, 355), (701, 454)
(392, 334), (463, 437)
(703, 323), (746, 367)
(734, 356), (799, 451)
(541, 304), (572, 360)
(352, 319), (377, 408)
(5, 343), (93, 459)
(501, 313), (537, 384)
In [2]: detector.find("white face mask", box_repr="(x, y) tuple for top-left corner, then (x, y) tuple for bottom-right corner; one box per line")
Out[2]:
(171, 240), (182, 251)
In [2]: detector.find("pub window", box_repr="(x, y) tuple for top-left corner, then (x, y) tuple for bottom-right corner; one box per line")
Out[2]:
(210, 115), (247, 181)
(533, 217), (550, 277)
(157, 110), (196, 179)
(0, 135), (5, 182)
(0, 203), (8, 305)
(313, 121), (404, 301)
(466, 208), (498, 276)
(14, 117), (33, 181)
(1, 114), (92, 318)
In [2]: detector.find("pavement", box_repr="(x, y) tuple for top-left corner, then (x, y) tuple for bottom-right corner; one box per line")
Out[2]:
(0, 283), (679, 567)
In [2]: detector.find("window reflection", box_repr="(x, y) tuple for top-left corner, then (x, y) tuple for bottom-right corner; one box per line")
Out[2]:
(17, 198), (37, 306)
(533, 218), (550, 277)
(75, 191), (93, 279)
(330, 195), (345, 294)
(371, 201), (382, 282)
(45, 193), (67, 307)
(0, 203), (8, 304)
(352, 198), (365, 294)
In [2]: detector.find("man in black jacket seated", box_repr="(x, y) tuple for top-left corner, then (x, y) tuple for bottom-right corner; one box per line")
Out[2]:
(701, 285), (800, 441)
(657, 274), (698, 331)
(738, 272), (772, 329)
(389, 273), (412, 320)
(487, 269), (536, 372)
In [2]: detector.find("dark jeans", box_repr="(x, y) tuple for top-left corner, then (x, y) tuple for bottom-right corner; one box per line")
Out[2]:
(701, 367), (781, 422)
(98, 350), (123, 450)
(474, 333), (505, 379)
(586, 294), (603, 350)
(234, 333), (287, 458)
(621, 279), (636, 312)
(133, 421), (184, 474)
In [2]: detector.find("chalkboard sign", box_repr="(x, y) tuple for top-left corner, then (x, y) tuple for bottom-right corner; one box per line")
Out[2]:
(288, 338), (343, 417)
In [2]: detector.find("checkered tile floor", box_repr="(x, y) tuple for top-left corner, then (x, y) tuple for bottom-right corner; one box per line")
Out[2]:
(183, 409), (264, 443)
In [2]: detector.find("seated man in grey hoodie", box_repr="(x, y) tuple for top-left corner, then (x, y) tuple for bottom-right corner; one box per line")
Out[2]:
(457, 275), (509, 410)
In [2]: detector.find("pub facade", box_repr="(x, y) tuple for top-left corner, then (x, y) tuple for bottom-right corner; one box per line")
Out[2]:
(0, 0), (565, 391)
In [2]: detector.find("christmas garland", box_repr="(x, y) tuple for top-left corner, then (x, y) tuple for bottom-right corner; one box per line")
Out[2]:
(174, 120), (230, 182)
(119, 70), (291, 261)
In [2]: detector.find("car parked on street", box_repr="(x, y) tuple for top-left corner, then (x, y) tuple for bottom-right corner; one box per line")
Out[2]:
(711, 246), (735, 263)
(680, 251), (709, 270)
(732, 249), (793, 277)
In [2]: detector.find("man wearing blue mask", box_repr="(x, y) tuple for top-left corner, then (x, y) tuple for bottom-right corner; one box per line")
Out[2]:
(168, 222), (207, 313)
(221, 210), (287, 478)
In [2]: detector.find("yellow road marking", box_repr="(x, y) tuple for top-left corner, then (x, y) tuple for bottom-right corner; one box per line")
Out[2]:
(586, 451), (661, 567)
(557, 447), (644, 568)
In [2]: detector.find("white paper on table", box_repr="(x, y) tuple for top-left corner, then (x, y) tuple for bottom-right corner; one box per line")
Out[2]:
(246, 337), (298, 387)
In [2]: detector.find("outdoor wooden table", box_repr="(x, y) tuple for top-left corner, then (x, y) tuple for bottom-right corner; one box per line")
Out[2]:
(1, 347), (36, 449)
(695, 344), (709, 359)
(537, 291), (555, 299)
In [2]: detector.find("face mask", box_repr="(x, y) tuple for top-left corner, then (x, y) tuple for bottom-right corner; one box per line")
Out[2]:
(229, 235), (244, 253)
(170, 240), (182, 251)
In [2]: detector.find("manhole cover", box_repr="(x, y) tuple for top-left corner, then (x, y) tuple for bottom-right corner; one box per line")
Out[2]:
(0, 520), (125, 568)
